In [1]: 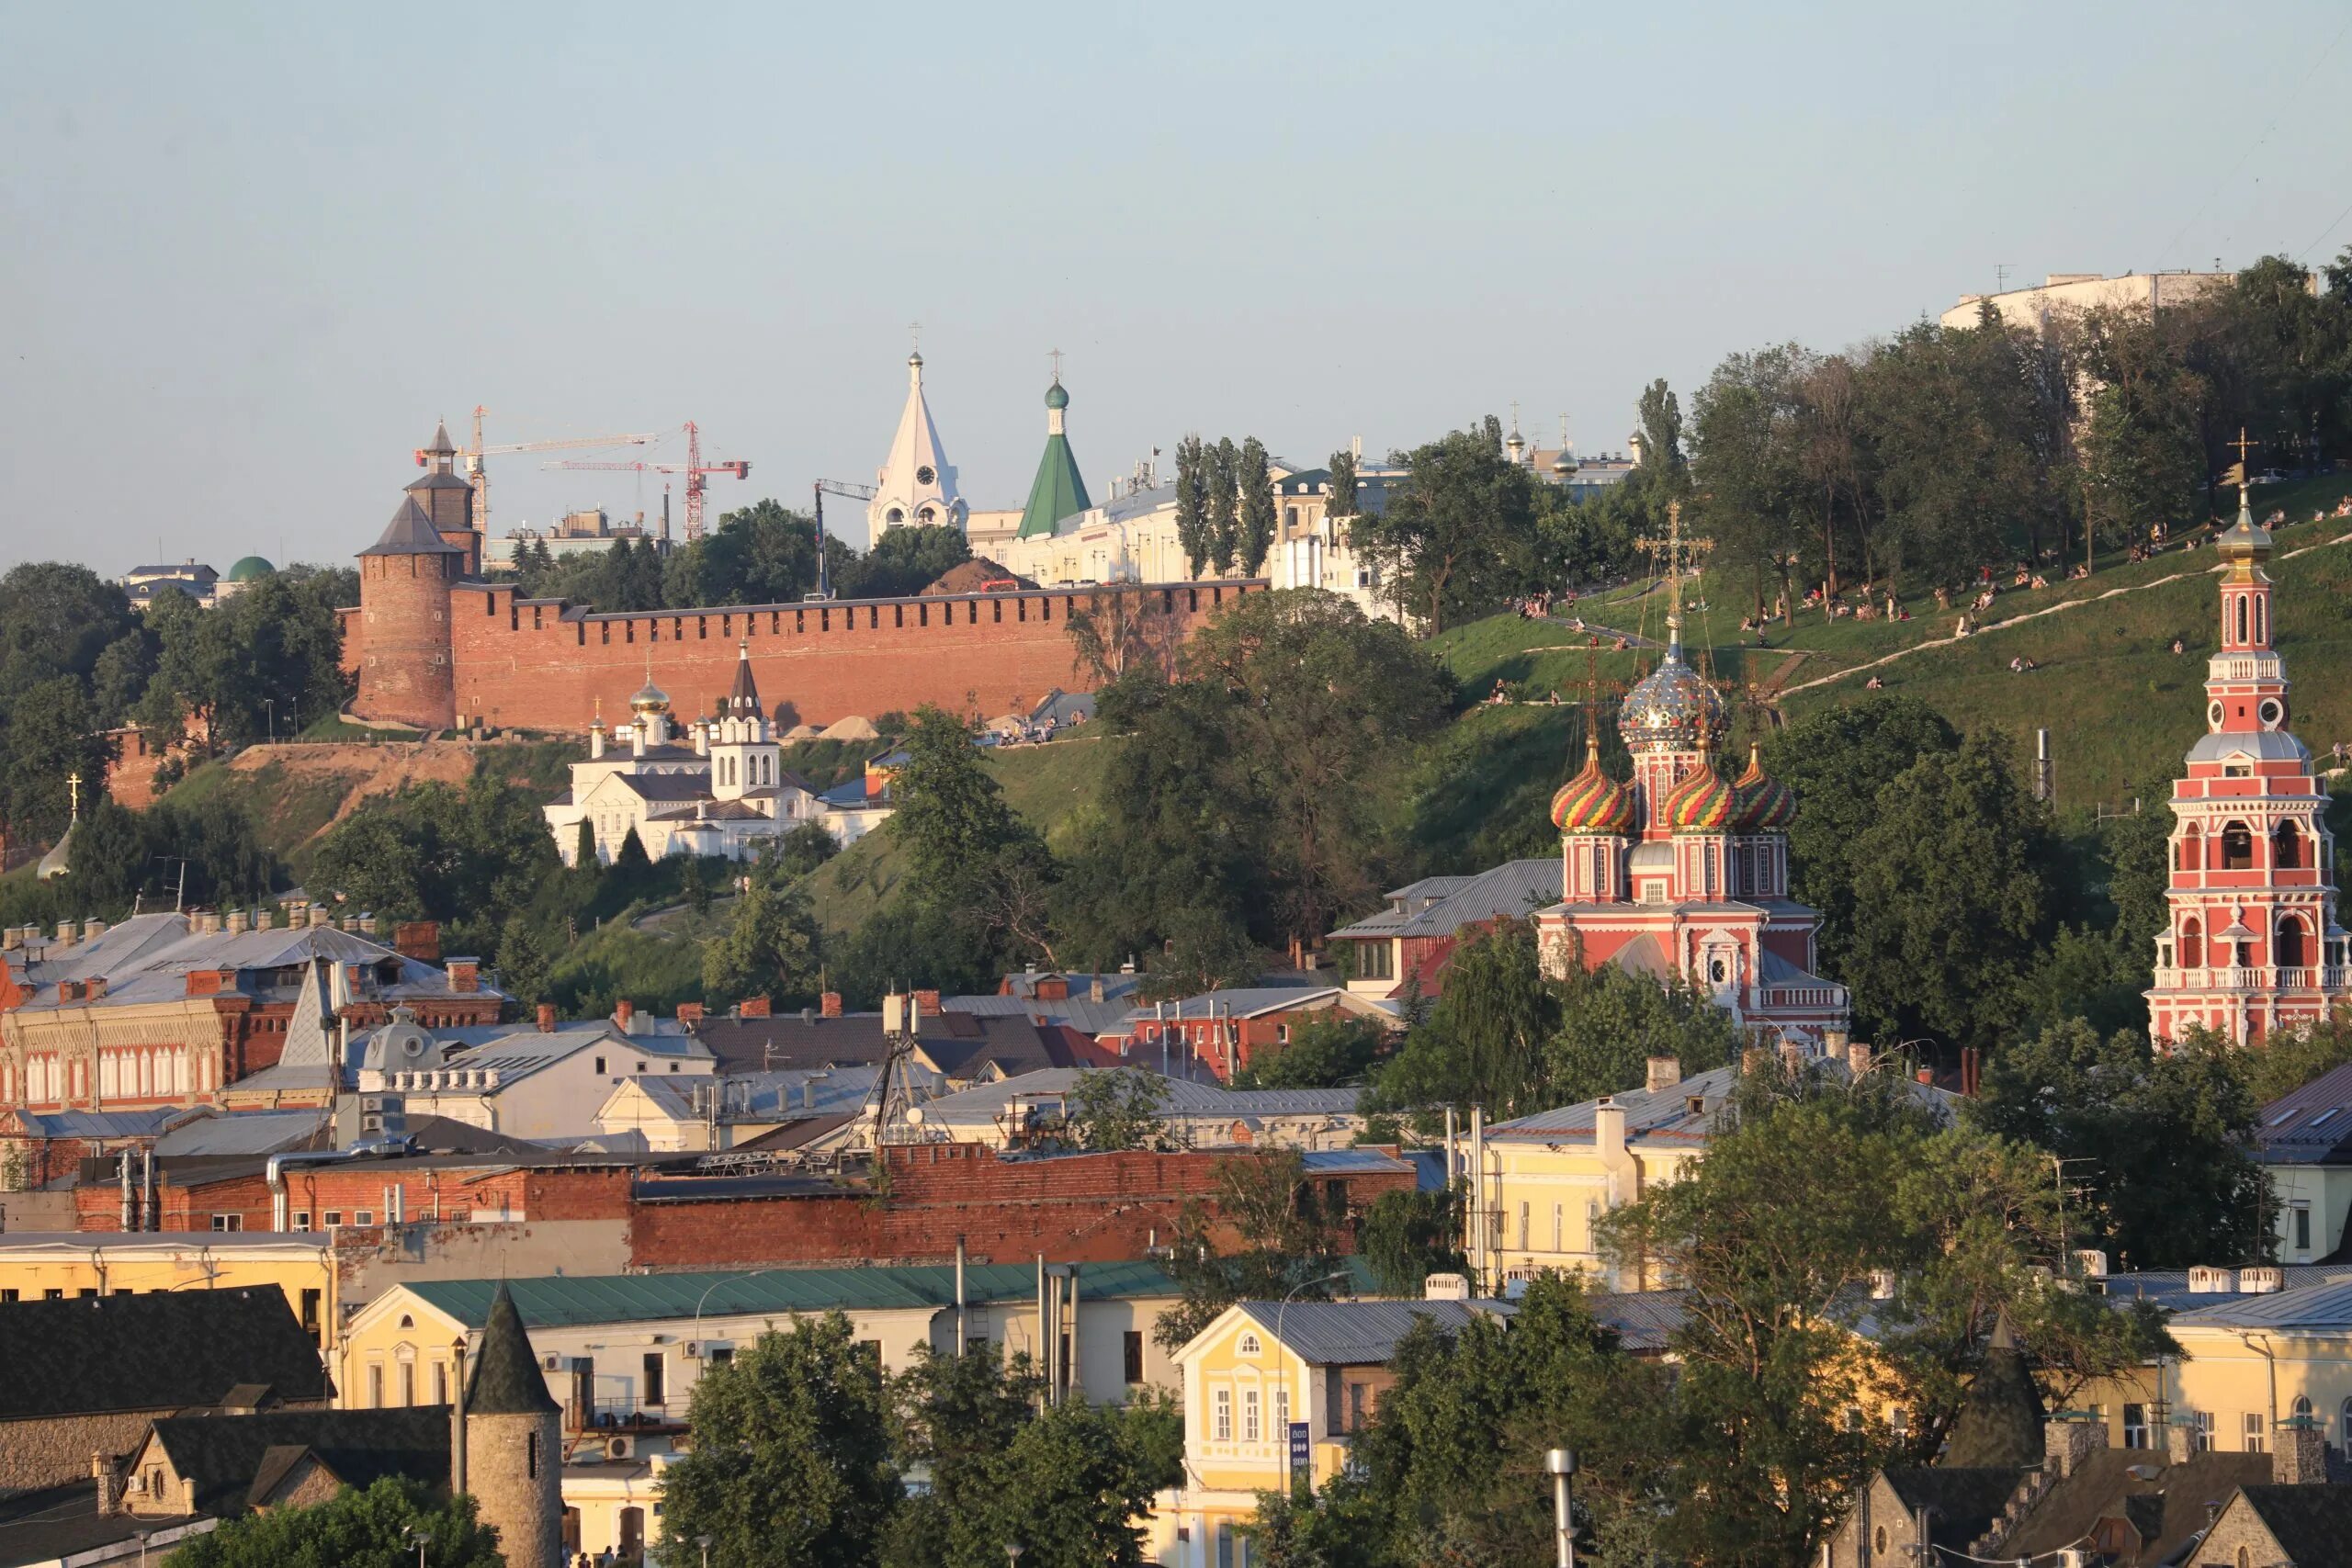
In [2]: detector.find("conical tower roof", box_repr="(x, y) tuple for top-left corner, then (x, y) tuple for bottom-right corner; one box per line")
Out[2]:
(1017, 378), (1090, 539)
(466, 1283), (560, 1416)
(363, 497), (467, 558)
(424, 419), (458, 457)
(725, 638), (761, 717)
(1939, 1310), (2045, 1468)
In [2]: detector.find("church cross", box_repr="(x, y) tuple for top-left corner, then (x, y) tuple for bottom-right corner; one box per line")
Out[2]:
(66, 772), (82, 823)
(1634, 501), (1713, 641)
(1048, 347), (1064, 382)
(909, 320), (922, 353)
(2225, 426), (2258, 498)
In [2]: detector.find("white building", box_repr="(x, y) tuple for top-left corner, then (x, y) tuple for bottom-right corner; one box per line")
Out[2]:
(542, 641), (892, 866)
(1939, 269), (2236, 333)
(591, 1065), (878, 1153)
(905, 1068), (1377, 1152)
(868, 350), (966, 537)
(355, 1010), (714, 1141)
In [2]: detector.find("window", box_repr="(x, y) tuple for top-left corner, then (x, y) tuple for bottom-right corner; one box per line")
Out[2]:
(1243, 1388), (1261, 1442)
(2194, 1410), (2214, 1451)
(400, 1361), (415, 1407)
(1355, 942), (1394, 981)
(1275, 1388), (1290, 1438)
(1238, 1333), (1262, 1357)
(2221, 821), (2254, 871)
(594, 1056), (607, 1075)
(643, 1352), (666, 1406)
(1123, 1331), (1144, 1384)
(2278, 916), (2308, 969)
(2245, 1412), (2267, 1452)
(1552, 1203), (1564, 1253)
(323, 1211), (343, 1227)
(709, 1347), (734, 1367)
(210, 1213), (242, 1232)
(1214, 1387), (1232, 1441)
(2180, 919), (2203, 968)
(0, 1290), (16, 1303)
(354, 1210), (374, 1226)
(147, 1467), (164, 1499)
(300, 1288), (322, 1341)
(527, 1428), (540, 1478)
(291, 1211), (311, 1230)
(1216, 1523), (1235, 1568)
(2293, 1203), (2312, 1252)
(1520, 1201), (1531, 1247)
(1890, 1407), (1908, 1437)
(368, 1363), (384, 1407)
(2123, 1404), (2148, 1449)
(434, 1362), (449, 1404)
(2275, 820), (2302, 869)
(44, 1289), (62, 1301)
(1347, 1382), (1366, 1431)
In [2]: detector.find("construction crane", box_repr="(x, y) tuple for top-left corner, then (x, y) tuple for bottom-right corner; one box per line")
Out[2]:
(545, 422), (749, 542)
(808, 479), (879, 600)
(416, 406), (657, 538)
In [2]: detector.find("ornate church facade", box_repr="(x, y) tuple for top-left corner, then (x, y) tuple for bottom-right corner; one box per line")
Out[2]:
(2144, 487), (2349, 1043)
(1532, 616), (1849, 1043)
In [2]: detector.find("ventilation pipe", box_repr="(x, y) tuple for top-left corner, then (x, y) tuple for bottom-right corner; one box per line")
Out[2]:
(955, 1236), (968, 1355)
(141, 1148), (156, 1232)
(266, 1149), (365, 1232)
(450, 1337), (469, 1496)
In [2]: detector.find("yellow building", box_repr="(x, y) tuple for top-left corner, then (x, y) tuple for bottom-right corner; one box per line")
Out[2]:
(1161, 1292), (1508, 1568)
(0, 1230), (339, 1349)
(2256, 1060), (2352, 1264)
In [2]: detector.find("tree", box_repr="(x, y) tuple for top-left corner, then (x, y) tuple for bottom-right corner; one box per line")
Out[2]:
(1544, 963), (1737, 1105)
(1973, 1020), (2271, 1269)
(0, 675), (110, 863)
(1174, 435), (1211, 577)
(1238, 436), (1277, 574)
(1691, 344), (1815, 621)
(702, 874), (824, 1010)
(659, 1314), (901, 1568)
(1139, 903), (1259, 1000)
(848, 525), (972, 599)
(890, 705), (1055, 972)
(886, 1345), (1044, 1568)
(1357, 1187), (1464, 1296)
(1156, 1151), (1344, 1349)
(1842, 732), (2061, 1052)
(963, 1401), (1163, 1568)
(1351, 424), (1540, 634)
(2075, 307), (2207, 547)
(1231, 1014), (1385, 1089)
(2243, 1017), (2352, 1106)
(170, 1476), (503, 1568)
(1327, 448), (1359, 523)
(1064, 590), (1183, 686)
(495, 921), (552, 1008)
(1207, 436), (1242, 573)
(1064, 1067), (1170, 1151)
(1375, 919), (1560, 1119)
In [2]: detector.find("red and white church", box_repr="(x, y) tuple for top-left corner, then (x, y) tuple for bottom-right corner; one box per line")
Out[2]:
(1534, 609), (1850, 1043)
(2145, 488), (2349, 1043)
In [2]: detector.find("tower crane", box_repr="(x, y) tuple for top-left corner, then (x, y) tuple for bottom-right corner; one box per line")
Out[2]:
(545, 422), (749, 542)
(808, 479), (878, 601)
(416, 405), (657, 538)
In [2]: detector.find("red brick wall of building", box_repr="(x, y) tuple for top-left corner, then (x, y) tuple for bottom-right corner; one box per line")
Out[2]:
(74, 1163), (633, 1233)
(626, 1143), (1417, 1269)
(341, 580), (1263, 733)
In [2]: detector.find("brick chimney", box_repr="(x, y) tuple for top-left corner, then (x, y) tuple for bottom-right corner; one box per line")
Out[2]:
(2164, 1416), (2198, 1463)
(1778, 1040), (1809, 1078)
(739, 996), (771, 1019)
(85, 976), (107, 1001)
(185, 969), (230, 998)
(1037, 976), (1069, 1001)
(615, 998), (636, 1032)
(1741, 1045), (1770, 1077)
(91, 1452), (123, 1517)
(1645, 1056), (1681, 1093)
(223, 908), (249, 935)
(393, 920), (441, 963)
(537, 1002), (557, 1032)
(820, 991), (842, 1018)
(914, 988), (940, 1014)
(1847, 1040), (1872, 1077)
(308, 904), (334, 928)
(2042, 1413), (2104, 1480)
(2273, 1416), (2327, 1483)
(676, 1001), (705, 1028)
(446, 958), (479, 994)
(1916, 1067), (1935, 1085)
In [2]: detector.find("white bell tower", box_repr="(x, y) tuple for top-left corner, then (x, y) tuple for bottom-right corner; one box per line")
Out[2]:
(869, 348), (966, 538)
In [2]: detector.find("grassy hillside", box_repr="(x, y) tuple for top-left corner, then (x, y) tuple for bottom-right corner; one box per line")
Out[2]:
(1434, 475), (2352, 810)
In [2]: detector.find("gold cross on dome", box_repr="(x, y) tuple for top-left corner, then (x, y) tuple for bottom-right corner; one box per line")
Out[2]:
(66, 773), (82, 821)
(1634, 500), (1713, 639)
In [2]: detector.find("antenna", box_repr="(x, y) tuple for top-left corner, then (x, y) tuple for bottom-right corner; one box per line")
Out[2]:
(1996, 263), (2014, 293)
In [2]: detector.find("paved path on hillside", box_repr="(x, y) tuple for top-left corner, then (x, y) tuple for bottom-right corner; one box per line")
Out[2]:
(1779, 525), (2352, 698)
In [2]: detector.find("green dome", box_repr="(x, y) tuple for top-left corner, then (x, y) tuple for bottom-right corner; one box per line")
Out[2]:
(1044, 379), (1069, 411)
(227, 556), (276, 581)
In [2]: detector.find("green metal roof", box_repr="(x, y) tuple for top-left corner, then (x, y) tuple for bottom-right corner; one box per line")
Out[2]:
(1016, 431), (1090, 539)
(226, 555), (276, 581)
(405, 1260), (1184, 1329)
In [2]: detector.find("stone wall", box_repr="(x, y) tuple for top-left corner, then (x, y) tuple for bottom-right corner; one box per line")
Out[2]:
(467, 1411), (562, 1568)
(0, 1411), (164, 1493)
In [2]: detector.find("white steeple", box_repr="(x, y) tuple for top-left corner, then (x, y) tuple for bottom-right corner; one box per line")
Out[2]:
(869, 349), (966, 538)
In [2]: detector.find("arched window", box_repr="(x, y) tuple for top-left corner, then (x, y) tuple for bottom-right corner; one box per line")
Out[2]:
(2180, 918), (2203, 968)
(2234, 596), (2248, 644)
(2221, 821), (2254, 871)
(2278, 915), (2309, 969)
(1237, 1333), (1261, 1357)
(2177, 824), (2202, 872)
(2274, 820), (2301, 869)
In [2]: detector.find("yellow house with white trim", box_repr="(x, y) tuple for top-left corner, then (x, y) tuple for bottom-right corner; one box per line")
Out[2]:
(0, 1231), (340, 1349)
(1161, 1293), (1511, 1568)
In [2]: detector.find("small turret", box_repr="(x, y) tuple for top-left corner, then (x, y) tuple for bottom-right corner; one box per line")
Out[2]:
(461, 1283), (561, 1568)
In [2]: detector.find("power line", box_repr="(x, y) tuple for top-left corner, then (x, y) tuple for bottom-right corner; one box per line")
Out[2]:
(2156, 15), (2351, 268)
(2297, 187), (2352, 264)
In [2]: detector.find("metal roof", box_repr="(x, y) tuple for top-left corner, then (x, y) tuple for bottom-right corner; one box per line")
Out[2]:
(153, 1110), (329, 1157)
(400, 1260), (1187, 1329)
(1329, 860), (1564, 942)
(1487, 1057), (1954, 1142)
(1118, 986), (1351, 1024)
(2256, 1060), (2352, 1166)
(2158, 1278), (2352, 1330)
(1233, 1298), (1513, 1365)
(909, 1068), (1367, 1123)
(4, 1109), (181, 1141)
(361, 496), (466, 557)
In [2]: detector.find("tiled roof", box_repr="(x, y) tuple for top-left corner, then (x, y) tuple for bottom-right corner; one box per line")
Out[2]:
(401, 1260), (1189, 1328)
(149, 1407), (450, 1517)
(2001, 1450), (2272, 1564)
(0, 1290), (330, 1420)
(2234, 1485), (2352, 1568)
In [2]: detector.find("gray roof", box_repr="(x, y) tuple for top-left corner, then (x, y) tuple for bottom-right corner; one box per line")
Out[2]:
(2256, 1060), (2352, 1166)
(9, 913), (498, 1013)
(1583, 1289), (1691, 1353)
(2094, 1266), (2352, 1314)
(1329, 859), (1564, 942)
(2182, 729), (2316, 766)
(360, 495), (466, 557)
(2165, 1277), (2352, 1330)
(1119, 985), (1348, 1023)
(627, 1066), (879, 1122)
(1487, 1057), (1953, 1143)
(944, 993), (1143, 1035)
(153, 1110), (329, 1157)
(1233, 1298), (1513, 1364)
(4, 1108), (182, 1141)
(0, 1289), (330, 1420)
(910, 1068), (1367, 1125)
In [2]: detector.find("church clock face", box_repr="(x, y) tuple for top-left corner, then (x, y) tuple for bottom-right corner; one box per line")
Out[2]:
(2258, 697), (2285, 730)
(2208, 699), (2225, 731)
(915, 465), (936, 487)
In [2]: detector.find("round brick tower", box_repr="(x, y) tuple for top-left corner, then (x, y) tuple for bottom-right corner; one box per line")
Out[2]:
(355, 494), (465, 731)
(462, 1283), (562, 1568)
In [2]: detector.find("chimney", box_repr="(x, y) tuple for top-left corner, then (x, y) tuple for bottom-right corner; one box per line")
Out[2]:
(537, 1002), (557, 1032)
(615, 998), (636, 1032)
(1741, 1045), (1770, 1077)
(1778, 1041), (1808, 1079)
(223, 908), (249, 935)
(2164, 1415), (2198, 1464)
(185, 969), (229, 998)
(309, 904), (334, 928)
(1847, 1040), (1872, 1077)
(2238, 1266), (2283, 1294)
(92, 1452), (123, 1517)
(1090, 976), (1105, 1003)
(2273, 1416), (2327, 1484)
(83, 919), (107, 941)
(1037, 976), (1069, 1001)
(446, 958), (479, 994)
(356, 911), (379, 936)
(2043, 1413), (2104, 1480)
(85, 976), (107, 1001)
(914, 989), (940, 1014)
(1823, 1026), (1849, 1054)
(676, 1001), (705, 1028)
(57, 919), (79, 945)
(393, 921), (440, 963)
(1592, 1097), (1626, 1161)
(739, 996), (771, 1019)
(1645, 1056), (1681, 1093)
(820, 991), (842, 1019)
(1422, 1272), (1472, 1301)
(1916, 1067), (1935, 1085)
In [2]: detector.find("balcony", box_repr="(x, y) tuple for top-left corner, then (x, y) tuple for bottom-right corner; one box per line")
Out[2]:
(1757, 985), (1844, 1010)
(2151, 966), (2347, 993)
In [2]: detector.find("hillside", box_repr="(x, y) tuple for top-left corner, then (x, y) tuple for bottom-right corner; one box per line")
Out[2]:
(1433, 474), (2352, 810)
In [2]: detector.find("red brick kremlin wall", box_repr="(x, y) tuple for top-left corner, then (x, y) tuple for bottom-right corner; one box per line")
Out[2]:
(340, 580), (1264, 732)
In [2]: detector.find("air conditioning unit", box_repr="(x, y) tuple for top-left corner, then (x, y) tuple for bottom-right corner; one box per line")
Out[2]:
(542, 1354), (562, 1371)
(606, 1434), (636, 1461)
(682, 1341), (702, 1359)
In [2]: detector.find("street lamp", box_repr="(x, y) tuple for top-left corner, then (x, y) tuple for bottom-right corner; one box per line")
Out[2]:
(404, 1524), (432, 1568)
(697, 1532), (714, 1568)
(1006, 1541), (1024, 1568)
(1271, 1269), (1352, 1491)
(1544, 1448), (1577, 1568)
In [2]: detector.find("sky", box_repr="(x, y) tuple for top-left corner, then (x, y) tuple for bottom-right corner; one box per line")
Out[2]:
(4, 0), (2349, 571)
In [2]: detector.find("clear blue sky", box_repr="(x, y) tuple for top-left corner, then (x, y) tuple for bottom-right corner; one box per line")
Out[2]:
(5, 0), (2347, 570)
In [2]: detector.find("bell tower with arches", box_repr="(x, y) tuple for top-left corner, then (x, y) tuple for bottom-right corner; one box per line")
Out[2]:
(2145, 473), (2349, 1043)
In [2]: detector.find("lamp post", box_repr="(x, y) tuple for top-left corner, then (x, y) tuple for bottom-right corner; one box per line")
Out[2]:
(1006, 1541), (1024, 1568)
(1271, 1269), (1351, 1491)
(1544, 1448), (1576, 1568)
(404, 1524), (432, 1568)
(697, 1533), (714, 1568)
(692, 1269), (775, 1342)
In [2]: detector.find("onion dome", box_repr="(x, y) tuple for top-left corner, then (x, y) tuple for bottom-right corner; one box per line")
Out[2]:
(1044, 378), (1069, 412)
(1659, 756), (1737, 833)
(1732, 745), (1798, 832)
(628, 675), (671, 716)
(2214, 486), (2273, 572)
(227, 555), (275, 582)
(1618, 643), (1727, 752)
(1550, 735), (1634, 835)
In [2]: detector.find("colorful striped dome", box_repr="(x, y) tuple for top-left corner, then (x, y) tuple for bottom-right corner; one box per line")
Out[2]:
(1659, 757), (1738, 832)
(1732, 745), (1798, 832)
(1550, 735), (1634, 835)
